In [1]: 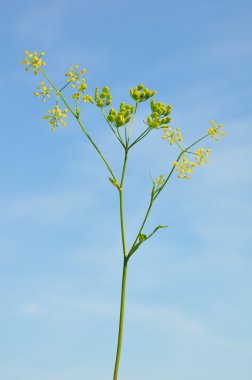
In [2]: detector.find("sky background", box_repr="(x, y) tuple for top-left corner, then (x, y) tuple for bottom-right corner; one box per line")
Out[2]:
(1, 0), (252, 379)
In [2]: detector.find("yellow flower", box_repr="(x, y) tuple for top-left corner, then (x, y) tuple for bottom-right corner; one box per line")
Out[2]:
(175, 155), (196, 179)
(20, 50), (46, 74)
(65, 66), (86, 89)
(195, 147), (211, 165)
(43, 104), (68, 130)
(208, 121), (225, 141)
(34, 81), (52, 102)
(162, 127), (182, 144)
(83, 95), (94, 103)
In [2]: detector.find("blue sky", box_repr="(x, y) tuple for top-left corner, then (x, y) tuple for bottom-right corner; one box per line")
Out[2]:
(1, 0), (252, 379)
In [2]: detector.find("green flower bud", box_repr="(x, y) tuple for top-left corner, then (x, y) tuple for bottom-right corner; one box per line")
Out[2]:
(150, 99), (155, 111)
(151, 121), (159, 128)
(94, 87), (99, 101)
(102, 86), (109, 94)
(132, 90), (140, 100)
(107, 114), (115, 122)
(97, 99), (104, 107)
(116, 114), (125, 127)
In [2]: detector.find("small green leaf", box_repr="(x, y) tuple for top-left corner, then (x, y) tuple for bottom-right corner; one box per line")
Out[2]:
(139, 233), (147, 243)
(108, 177), (117, 186)
(108, 177), (121, 191)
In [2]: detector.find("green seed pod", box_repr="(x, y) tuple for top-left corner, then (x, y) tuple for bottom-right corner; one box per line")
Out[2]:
(107, 114), (115, 122)
(164, 117), (171, 124)
(109, 108), (116, 116)
(137, 84), (144, 90)
(102, 86), (109, 94)
(132, 90), (140, 101)
(100, 92), (106, 98)
(116, 114), (125, 127)
(94, 87), (99, 101)
(97, 99), (104, 107)
(147, 116), (152, 125)
(152, 121), (159, 128)
(150, 99), (155, 112)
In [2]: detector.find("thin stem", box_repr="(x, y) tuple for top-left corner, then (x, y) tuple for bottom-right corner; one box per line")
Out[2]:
(59, 81), (71, 92)
(129, 126), (151, 149)
(101, 108), (125, 147)
(127, 196), (153, 261)
(113, 148), (129, 380)
(113, 258), (128, 380)
(39, 69), (117, 182)
(119, 149), (128, 258)
(186, 133), (210, 151)
(77, 118), (117, 181)
(128, 103), (138, 142)
(127, 132), (211, 260)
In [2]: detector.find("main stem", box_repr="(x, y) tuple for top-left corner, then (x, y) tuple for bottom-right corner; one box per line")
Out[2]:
(113, 148), (129, 380)
(113, 257), (128, 380)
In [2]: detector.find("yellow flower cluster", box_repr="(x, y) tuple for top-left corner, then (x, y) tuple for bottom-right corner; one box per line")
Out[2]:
(65, 65), (87, 89)
(162, 127), (183, 144)
(195, 147), (211, 165)
(20, 50), (46, 74)
(130, 84), (156, 103)
(174, 156), (196, 179)
(107, 102), (135, 128)
(43, 105), (68, 131)
(146, 99), (172, 129)
(208, 121), (225, 141)
(34, 82), (52, 102)
(84, 86), (112, 107)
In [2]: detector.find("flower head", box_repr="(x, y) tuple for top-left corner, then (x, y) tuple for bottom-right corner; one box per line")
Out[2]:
(174, 156), (196, 179)
(130, 84), (156, 103)
(42, 104), (68, 131)
(20, 50), (46, 74)
(195, 147), (211, 165)
(146, 100), (172, 129)
(162, 127), (182, 144)
(208, 121), (225, 141)
(84, 87), (112, 108)
(34, 82), (52, 102)
(107, 102), (135, 128)
(65, 65), (87, 89)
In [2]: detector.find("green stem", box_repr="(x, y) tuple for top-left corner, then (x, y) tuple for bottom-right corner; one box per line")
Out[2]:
(113, 148), (128, 380)
(39, 69), (117, 182)
(77, 117), (117, 181)
(113, 258), (128, 380)
(129, 126), (151, 149)
(127, 197), (153, 261)
(119, 148), (128, 259)
(101, 108), (125, 147)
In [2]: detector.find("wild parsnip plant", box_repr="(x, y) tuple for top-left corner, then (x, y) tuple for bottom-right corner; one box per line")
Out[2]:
(21, 50), (225, 380)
